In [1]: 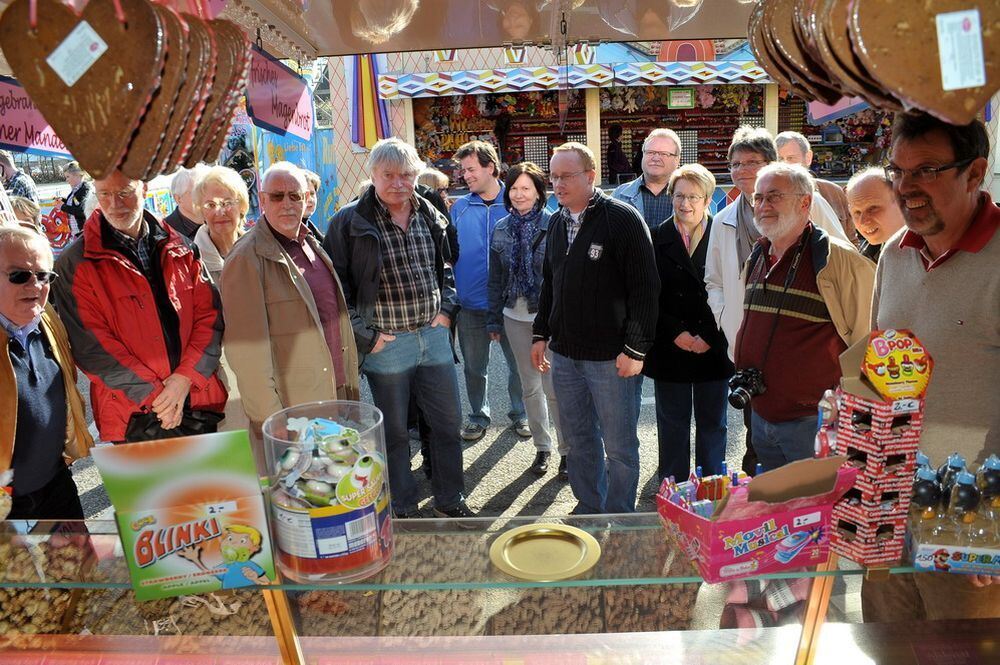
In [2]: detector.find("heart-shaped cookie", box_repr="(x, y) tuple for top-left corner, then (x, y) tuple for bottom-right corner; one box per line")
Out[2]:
(823, 0), (903, 112)
(851, 0), (1000, 124)
(748, 1), (809, 99)
(184, 19), (249, 167)
(0, 0), (165, 179)
(202, 21), (251, 165)
(161, 13), (217, 174)
(121, 3), (186, 181)
(766, 0), (843, 104)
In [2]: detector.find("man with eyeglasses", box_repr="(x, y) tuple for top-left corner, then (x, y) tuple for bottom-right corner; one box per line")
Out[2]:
(864, 113), (999, 623)
(612, 128), (683, 230)
(221, 162), (359, 451)
(52, 170), (228, 444)
(326, 138), (473, 520)
(531, 142), (659, 514)
(0, 225), (92, 519)
(733, 162), (873, 471)
(704, 126), (849, 474)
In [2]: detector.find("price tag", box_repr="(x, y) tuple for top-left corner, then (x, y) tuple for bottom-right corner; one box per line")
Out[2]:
(936, 10), (986, 91)
(204, 501), (238, 516)
(46, 21), (108, 87)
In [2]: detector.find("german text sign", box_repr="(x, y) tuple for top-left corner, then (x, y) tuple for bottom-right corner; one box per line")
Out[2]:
(0, 75), (70, 156)
(246, 46), (313, 141)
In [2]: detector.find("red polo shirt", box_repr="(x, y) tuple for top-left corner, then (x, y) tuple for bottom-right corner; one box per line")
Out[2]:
(898, 192), (1000, 271)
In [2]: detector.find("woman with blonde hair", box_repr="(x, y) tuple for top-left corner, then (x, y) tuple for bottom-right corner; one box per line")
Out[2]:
(192, 166), (250, 284)
(58, 161), (92, 236)
(191, 166), (251, 439)
(8, 196), (43, 234)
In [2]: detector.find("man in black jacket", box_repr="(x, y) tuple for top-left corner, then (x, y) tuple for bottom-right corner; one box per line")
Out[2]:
(531, 143), (659, 514)
(325, 138), (474, 520)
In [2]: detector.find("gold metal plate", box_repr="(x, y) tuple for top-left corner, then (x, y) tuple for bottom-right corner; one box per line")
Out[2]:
(489, 523), (601, 582)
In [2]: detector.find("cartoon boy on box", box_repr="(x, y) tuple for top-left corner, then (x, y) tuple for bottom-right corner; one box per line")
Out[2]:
(179, 524), (270, 589)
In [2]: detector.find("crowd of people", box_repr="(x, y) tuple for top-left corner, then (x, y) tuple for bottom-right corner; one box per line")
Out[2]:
(1, 111), (997, 611)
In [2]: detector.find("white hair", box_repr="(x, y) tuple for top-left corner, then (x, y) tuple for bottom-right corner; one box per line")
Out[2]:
(170, 164), (210, 198)
(365, 138), (424, 177)
(775, 131), (811, 157)
(0, 224), (52, 261)
(261, 161), (308, 191)
(755, 161), (815, 195)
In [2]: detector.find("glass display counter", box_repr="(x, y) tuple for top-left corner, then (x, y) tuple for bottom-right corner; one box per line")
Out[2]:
(1, 514), (992, 665)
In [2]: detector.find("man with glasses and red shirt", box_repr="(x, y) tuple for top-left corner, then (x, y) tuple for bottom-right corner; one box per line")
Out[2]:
(704, 126), (848, 473)
(53, 170), (227, 443)
(221, 162), (359, 446)
(864, 112), (999, 621)
(1, 225), (92, 519)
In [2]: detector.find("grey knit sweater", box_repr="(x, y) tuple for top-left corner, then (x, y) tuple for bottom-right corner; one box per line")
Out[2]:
(872, 199), (1000, 467)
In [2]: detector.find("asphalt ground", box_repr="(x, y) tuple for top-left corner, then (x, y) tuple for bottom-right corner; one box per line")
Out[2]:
(71, 343), (749, 520)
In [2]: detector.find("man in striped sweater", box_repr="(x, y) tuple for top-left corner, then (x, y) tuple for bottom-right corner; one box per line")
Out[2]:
(531, 143), (659, 514)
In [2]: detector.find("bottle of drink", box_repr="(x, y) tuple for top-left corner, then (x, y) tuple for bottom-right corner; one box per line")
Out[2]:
(909, 466), (942, 545)
(972, 456), (1000, 546)
(936, 453), (967, 507)
(937, 472), (980, 547)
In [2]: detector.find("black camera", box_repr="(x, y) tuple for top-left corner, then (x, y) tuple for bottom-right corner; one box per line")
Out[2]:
(728, 368), (766, 409)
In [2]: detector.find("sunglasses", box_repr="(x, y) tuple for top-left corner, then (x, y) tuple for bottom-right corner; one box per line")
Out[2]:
(262, 191), (305, 203)
(6, 269), (58, 285)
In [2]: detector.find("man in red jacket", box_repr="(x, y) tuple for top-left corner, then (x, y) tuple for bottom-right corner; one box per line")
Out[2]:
(52, 170), (227, 443)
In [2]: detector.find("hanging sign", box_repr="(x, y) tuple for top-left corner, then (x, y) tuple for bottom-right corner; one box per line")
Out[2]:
(246, 45), (313, 141)
(0, 75), (71, 157)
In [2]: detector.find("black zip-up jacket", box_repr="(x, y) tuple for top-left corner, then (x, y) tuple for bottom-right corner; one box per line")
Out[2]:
(325, 187), (459, 359)
(532, 189), (659, 361)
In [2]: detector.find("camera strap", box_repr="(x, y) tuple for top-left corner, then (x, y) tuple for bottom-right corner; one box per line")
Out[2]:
(737, 225), (812, 370)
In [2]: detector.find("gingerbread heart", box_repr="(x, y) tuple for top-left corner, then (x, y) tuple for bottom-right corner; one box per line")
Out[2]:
(0, 0), (165, 179)
(202, 21), (251, 165)
(823, 0), (903, 112)
(161, 14), (217, 174)
(851, 0), (1000, 124)
(765, 0), (843, 104)
(184, 19), (249, 167)
(749, 1), (817, 101)
(121, 3), (188, 181)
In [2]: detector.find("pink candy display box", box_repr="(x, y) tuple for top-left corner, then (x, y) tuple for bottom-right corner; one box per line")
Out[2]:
(657, 458), (858, 584)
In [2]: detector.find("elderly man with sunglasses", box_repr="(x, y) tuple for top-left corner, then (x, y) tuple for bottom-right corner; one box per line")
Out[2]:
(0, 225), (92, 519)
(52, 170), (228, 444)
(221, 162), (359, 446)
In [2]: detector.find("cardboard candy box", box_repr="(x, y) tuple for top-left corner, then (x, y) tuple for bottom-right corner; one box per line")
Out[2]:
(657, 457), (857, 584)
(828, 330), (931, 567)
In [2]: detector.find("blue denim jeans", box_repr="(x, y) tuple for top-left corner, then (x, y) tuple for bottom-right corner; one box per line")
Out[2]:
(750, 411), (817, 472)
(550, 352), (641, 514)
(457, 308), (525, 427)
(653, 379), (729, 482)
(362, 324), (465, 514)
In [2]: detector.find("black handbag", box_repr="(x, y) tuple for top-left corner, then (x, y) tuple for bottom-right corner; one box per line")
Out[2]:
(124, 408), (224, 443)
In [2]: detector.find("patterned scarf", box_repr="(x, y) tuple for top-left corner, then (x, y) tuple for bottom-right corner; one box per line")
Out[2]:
(504, 205), (543, 302)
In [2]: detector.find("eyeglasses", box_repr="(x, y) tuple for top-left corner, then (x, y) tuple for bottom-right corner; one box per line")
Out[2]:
(549, 172), (586, 183)
(672, 194), (705, 203)
(436, 187), (449, 195)
(729, 159), (767, 171)
(95, 188), (138, 202)
(752, 191), (806, 206)
(644, 150), (679, 159)
(5, 269), (58, 285)
(883, 158), (974, 183)
(202, 199), (237, 212)
(261, 191), (305, 202)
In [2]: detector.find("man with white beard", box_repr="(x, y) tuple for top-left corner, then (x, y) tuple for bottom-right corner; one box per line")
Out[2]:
(731, 163), (874, 471)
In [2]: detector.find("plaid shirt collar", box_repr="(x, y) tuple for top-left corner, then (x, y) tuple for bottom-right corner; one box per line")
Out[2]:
(373, 194), (422, 224)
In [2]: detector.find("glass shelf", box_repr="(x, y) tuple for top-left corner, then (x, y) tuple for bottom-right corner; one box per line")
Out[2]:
(0, 513), (917, 593)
